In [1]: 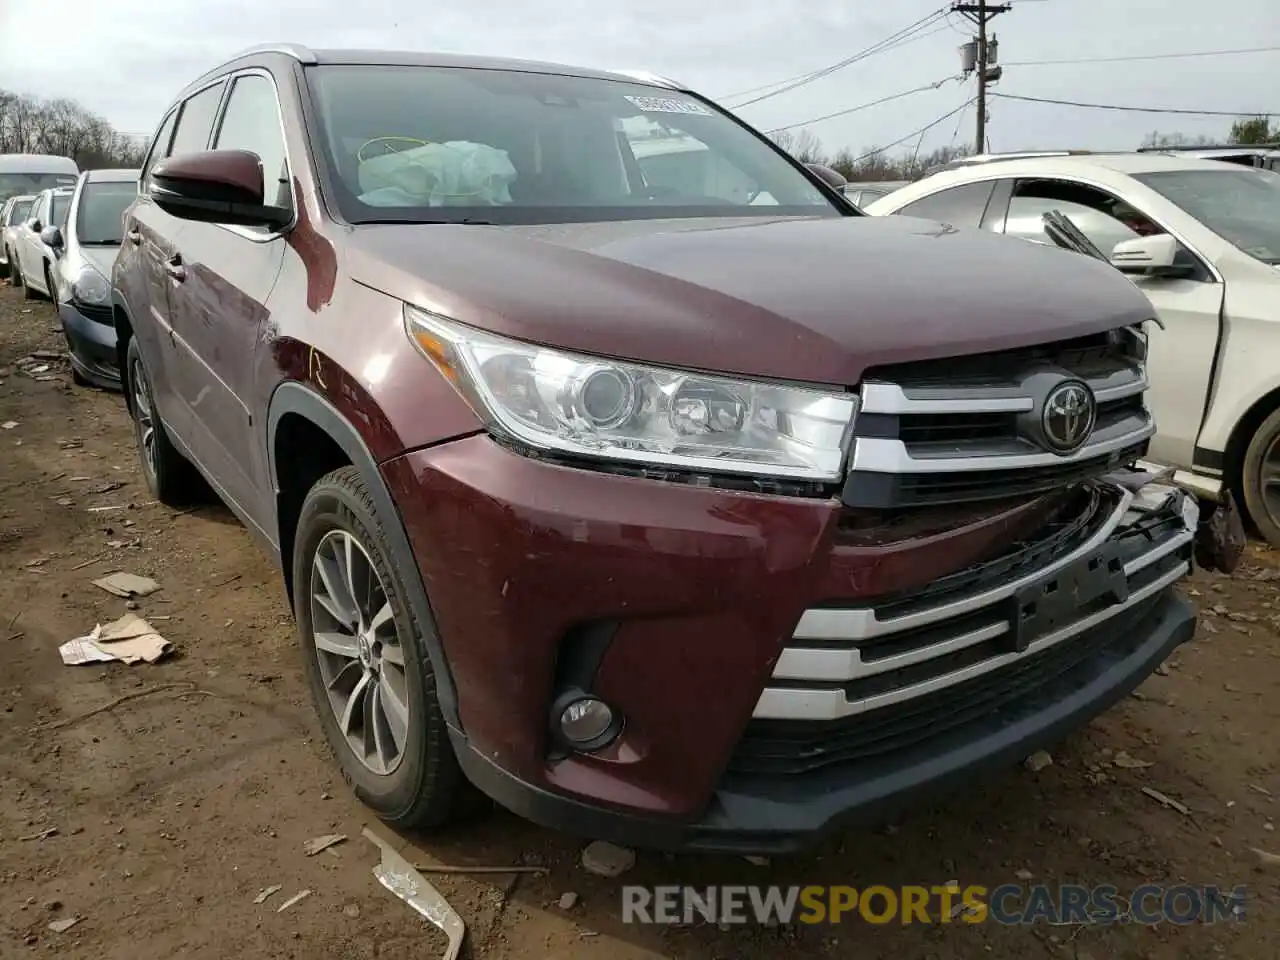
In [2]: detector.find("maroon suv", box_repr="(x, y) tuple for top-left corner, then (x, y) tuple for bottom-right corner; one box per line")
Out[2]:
(112, 44), (1199, 853)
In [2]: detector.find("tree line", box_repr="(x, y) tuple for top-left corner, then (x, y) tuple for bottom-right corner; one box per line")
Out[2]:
(773, 115), (1279, 183)
(0, 89), (147, 169)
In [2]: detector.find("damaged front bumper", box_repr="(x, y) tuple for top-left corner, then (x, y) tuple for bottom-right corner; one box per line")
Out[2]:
(449, 464), (1199, 853)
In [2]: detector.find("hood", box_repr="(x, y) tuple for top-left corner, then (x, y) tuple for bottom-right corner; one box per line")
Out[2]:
(77, 246), (117, 277)
(346, 214), (1154, 385)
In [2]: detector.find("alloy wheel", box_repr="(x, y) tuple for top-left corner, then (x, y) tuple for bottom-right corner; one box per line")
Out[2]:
(130, 356), (156, 475)
(1262, 434), (1280, 531)
(309, 529), (410, 775)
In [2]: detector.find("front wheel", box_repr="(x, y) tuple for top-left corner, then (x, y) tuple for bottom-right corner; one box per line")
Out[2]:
(1241, 406), (1280, 548)
(293, 466), (469, 828)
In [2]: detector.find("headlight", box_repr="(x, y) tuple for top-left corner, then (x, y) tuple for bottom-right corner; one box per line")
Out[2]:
(72, 267), (110, 306)
(404, 305), (857, 482)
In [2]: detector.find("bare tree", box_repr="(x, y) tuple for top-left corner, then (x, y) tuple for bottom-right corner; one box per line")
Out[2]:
(0, 88), (146, 168)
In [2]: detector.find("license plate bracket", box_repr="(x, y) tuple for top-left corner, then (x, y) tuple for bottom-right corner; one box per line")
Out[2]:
(1004, 543), (1129, 653)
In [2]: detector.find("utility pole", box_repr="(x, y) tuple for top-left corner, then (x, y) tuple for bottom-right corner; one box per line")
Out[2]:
(953, 0), (1011, 153)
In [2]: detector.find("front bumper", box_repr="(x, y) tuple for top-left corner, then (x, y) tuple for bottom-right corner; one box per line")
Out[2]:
(58, 300), (120, 389)
(382, 438), (1196, 853)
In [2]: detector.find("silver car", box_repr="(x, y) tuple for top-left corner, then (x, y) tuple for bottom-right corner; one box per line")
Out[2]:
(1, 193), (36, 281)
(43, 168), (140, 388)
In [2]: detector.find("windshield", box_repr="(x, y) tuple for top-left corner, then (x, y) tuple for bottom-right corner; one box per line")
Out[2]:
(0, 172), (78, 204)
(5, 199), (32, 226)
(1135, 168), (1280, 264)
(75, 180), (137, 244)
(304, 64), (838, 225)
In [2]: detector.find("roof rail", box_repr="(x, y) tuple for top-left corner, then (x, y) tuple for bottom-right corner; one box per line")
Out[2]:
(613, 70), (682, 89)
(1137, 143), (1280, 153)
(932, 150), (1095, 173)
(226, 42), (318, 64)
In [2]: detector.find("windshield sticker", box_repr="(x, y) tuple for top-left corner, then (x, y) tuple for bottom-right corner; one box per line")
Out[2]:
(623, 95), (713, 117)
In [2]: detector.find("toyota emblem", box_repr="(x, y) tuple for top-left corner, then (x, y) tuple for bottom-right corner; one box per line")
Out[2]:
(1041, 381), (1096, 453)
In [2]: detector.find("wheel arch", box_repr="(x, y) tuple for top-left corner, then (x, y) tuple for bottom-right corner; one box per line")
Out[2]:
(266, 380), (461, 729)
(1223, 382), (1280, 521)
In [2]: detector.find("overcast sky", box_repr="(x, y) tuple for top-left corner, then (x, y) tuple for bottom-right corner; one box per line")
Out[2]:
(1, 0), (1276, 157)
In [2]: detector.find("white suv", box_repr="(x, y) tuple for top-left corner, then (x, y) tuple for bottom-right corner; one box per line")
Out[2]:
(866, 153), (1280, 546)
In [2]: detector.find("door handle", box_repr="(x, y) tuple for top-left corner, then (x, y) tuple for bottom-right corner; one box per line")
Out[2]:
(164, 255), (186, 282)
(126, 228), (142, 245)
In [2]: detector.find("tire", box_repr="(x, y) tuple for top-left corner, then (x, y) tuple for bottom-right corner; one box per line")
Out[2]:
(124, 337), (199, 505)
(44, 264), (57, 305)
(22, 269), (40, 299)
(6, 250), (20, 287)
(1241, 406), (1280, 548)
(293, 465), (469, 829)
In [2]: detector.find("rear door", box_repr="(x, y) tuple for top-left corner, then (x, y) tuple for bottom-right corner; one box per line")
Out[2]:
(164, 70), (290, 531)
(998, 177), (1224, 469)
(123, 80), (228, 433)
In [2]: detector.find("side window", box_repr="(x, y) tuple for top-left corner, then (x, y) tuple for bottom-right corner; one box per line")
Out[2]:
(1004, 179), (1159, 255)
(140, 109), (179, 193)
(213, 74), (292, 211)
(895, 181), (996, 228)
(169, 81), (228, 158)
(30, 194), (47, 226)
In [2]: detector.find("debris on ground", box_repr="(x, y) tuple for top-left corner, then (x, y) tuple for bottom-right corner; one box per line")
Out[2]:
(92, 571), (160, 599)
(743, 855), (770, 867)
(581, 840), (636, 878)
(18, 827), (58, 841)
(412, 862), (548, 876)
(1249, 784), (1273, 798)
(1, 421), (17, 430)
(59, 613), (172, 665)
(343, 903), (361, 918)
(276, 890), (311, 913)
(253, 885), (282, 905)
(364, 827), (465, 960)
(47, 916), (82, 933)
(558, 892), (579, 910)
(1142, 786), (1192, 817)
(1014, 869), (1034, 881)
(303, 833), (347, 857)
(1024, 751), (1054, 773)
(1252, 848), (1280, 869)
(1113, 750), (1154, 770)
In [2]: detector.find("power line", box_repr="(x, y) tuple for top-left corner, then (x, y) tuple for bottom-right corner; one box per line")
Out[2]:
(1003, 42), (1280, 66)
(725, 7), (950, 108)
(990, 92), (1277, 116)
(853, 97), (978, 162)
(766, 76), (963, 133)
(1003, 43), (1280, 65)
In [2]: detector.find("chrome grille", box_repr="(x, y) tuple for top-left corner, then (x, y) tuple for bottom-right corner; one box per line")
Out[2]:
(841, 329), (1152, 508)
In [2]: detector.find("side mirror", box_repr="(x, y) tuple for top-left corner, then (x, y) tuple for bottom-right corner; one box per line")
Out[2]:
(28, 219), (42, 233)
(805, 162), (848, 191)
(151, 149), (291, 230)
(1109, 234), (1191, 278)
(40, 225), (64, 251)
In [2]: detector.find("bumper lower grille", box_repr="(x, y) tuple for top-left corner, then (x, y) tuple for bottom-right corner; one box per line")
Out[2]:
(753, 480), (1196, 725)
(732, 591), (1164, 777)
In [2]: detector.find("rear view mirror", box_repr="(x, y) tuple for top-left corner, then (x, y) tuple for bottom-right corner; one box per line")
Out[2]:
(151, 149), (291, 230)
(1109, 234), (1190, 277)
(40, 225), (64, 251)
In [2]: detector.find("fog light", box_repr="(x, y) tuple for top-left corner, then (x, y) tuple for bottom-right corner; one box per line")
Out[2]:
(550, 690), (622, 752)
(560, 697), (614, 743)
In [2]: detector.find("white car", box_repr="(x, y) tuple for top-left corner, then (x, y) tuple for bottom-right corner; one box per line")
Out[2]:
(866, 153), (1280, 545)
(1, 193), (36, 281)
(12, 186), (75, 300)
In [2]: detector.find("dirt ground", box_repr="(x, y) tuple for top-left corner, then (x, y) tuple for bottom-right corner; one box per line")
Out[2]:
(0, 283), (1276, 960)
